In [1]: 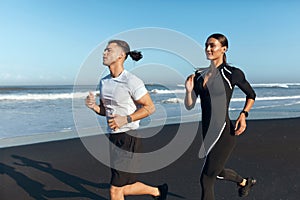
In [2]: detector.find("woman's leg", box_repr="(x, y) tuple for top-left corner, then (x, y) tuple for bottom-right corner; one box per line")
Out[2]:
(200, 124), (236, 200)
(217, 168), (244, 183)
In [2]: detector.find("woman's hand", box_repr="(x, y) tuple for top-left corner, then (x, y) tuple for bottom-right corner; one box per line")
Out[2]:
(235, 99), (255, 135)
(235, 114), (247, 135)
(185, 74), (195, 93)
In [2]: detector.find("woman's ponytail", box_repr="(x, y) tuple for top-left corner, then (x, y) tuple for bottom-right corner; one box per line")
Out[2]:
(223, 53), (227, 65)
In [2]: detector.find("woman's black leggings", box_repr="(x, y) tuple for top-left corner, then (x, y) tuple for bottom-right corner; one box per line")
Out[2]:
(200, 122), (244, 200)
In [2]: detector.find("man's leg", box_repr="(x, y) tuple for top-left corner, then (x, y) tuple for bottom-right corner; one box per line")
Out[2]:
(123, 182), (159, 196)
(110, 182), (167, 200)
(110, 185), (125, 200)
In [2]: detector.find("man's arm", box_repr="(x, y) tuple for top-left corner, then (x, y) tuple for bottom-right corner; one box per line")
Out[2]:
(130, 93), (155, 121)
(107, 93), (155, 130)
(85, 92), (106, 116)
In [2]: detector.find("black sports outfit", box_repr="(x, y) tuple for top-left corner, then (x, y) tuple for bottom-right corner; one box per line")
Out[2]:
(193, 63), (256, 200)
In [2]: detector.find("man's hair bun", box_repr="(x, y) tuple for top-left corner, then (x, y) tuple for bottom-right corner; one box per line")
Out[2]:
(128, 50), (143, 61)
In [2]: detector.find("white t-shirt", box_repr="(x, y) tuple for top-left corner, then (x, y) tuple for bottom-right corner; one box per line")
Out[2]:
(99, 70), (148, 133)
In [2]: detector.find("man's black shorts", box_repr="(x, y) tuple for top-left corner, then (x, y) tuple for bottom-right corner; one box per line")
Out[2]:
(109, 131), (141, 187)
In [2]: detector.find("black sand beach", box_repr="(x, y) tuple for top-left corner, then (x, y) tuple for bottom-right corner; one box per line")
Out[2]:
(1, 118), (299, 199)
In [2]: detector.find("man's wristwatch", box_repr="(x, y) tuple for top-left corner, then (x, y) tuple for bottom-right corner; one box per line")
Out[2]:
(240, 110), (249, 118)
(127, 115), (132, 123)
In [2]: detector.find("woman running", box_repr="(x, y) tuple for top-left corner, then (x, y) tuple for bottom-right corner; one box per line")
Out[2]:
(185, 33), (256, 199)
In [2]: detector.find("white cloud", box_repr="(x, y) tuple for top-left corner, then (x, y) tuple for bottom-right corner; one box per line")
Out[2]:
(0, 73), (12, 80)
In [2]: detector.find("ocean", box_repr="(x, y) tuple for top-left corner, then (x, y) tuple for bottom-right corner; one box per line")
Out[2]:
(1, 83), (300, 146)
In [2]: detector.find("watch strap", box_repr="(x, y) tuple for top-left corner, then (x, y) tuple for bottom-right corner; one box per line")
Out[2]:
(240, 110), (249, 118)
(127, 115), (132, 123)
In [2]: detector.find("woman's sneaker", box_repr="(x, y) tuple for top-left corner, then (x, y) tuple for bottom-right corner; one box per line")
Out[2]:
(238, 177), (256, 197)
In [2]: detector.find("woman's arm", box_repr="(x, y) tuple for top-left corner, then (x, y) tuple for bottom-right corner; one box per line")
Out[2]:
(185, 74), (198, 110)
(233, 68), (256, 135)
(235, 98), (255, 135)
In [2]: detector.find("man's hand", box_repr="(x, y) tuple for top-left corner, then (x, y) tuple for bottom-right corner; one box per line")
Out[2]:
(86, 92), (96, 110)
(108, 114), (127, 131)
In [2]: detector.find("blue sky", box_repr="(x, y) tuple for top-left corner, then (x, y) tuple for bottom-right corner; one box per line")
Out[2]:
(1, 0), (300, 85)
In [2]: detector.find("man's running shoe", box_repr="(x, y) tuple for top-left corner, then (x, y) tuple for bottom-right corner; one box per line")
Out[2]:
(238, 177), (256, 197)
